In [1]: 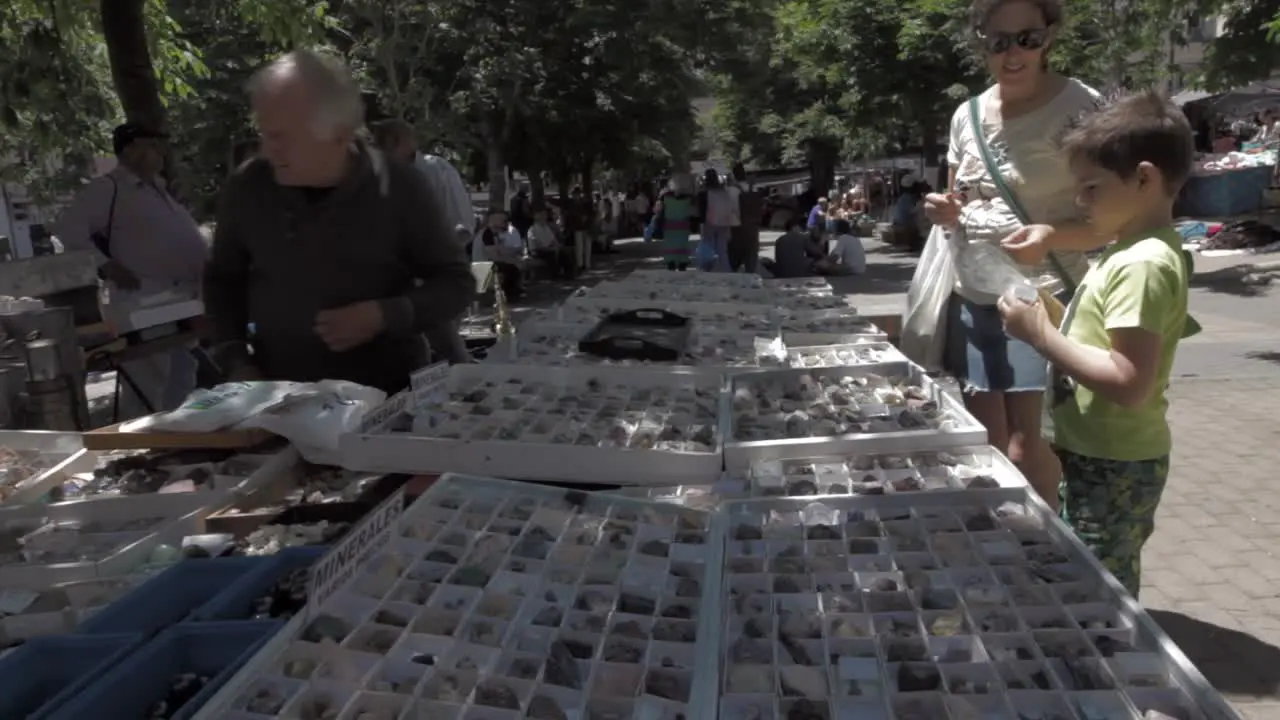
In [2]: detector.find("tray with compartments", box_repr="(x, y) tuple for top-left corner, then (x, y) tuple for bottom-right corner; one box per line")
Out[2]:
(722, 362), (987, 472)
(194, 473), (724, 720)
(716, 490), (1237, 720)
(341, 364), (725, 486)
(487, 319), (786, 374)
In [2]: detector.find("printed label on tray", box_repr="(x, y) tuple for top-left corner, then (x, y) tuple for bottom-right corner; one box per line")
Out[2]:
(356, 392), (409, 433)
(307, 487), (406, 614)
(409, 361), (450, 415)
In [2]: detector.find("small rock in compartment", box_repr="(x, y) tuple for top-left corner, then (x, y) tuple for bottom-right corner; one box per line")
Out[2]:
(618, 593), (656, 615)
(733, 524), (763, 540)
(147, 672), (210, 719)
(544, 640), (584, 688)
(527, 694), (569, 720)
(602, 638), (645, 663)
(425, 549), (458, 564)
(575, 590), (613, 613)
(895, 663), (941, 692)
(301, 614), (351, 643)
(449, 565), (491, 587)
(661, 601), (694, 620)
(805, 523), (839, 540)
(612, 620), (649, 639)
(786, 478), (818, 496)
(466, 620), (504, 645)
(644, 669), (690, 702)
(784, 698), (829, 720)
(638, 539), (670, 557)
(422, 670), (472, 703)
(653, 619), (696, 643)
(475, 680), (521, 709)
(965, 474), (1001, 489)
(532, 606), (564, 627)
(244, 685), (290, 714)
(509, 656), (542, 679)
(372, 607), (412, 627)
(248, 568), (309, 619)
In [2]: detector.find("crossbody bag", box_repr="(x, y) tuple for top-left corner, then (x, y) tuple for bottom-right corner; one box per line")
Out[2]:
(967, 97), (1077, 296)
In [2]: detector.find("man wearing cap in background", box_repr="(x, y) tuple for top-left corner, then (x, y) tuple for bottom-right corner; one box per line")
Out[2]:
(56, 123), (208, 419)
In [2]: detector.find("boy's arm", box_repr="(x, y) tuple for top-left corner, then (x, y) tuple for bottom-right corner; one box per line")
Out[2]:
(1030, 258), (1179, 407)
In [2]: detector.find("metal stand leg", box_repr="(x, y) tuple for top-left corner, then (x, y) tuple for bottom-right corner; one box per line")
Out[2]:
(113, 363), (155, 422)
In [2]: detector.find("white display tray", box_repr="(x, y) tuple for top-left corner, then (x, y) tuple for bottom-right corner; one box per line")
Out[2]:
(783, 330), (889, 346)
(340, 364), (726, 486)
(48, 447), (297, 515)
(0, 493), (217, 586)
(626, 268), (764, 288)
(487, 320), (785, 377)
(582, 281), (782, 306)
(721, 362), (988, 472)
(786, 342), (908, 369)
(0, 431), (94, 506)
(194, 473), (726, 720)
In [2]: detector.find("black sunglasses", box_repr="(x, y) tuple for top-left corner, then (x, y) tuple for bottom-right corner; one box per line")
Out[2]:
(978, 28), (1049, 54)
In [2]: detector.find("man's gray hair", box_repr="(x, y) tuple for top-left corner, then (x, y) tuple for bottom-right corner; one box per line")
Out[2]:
(248, 49), (364, 140)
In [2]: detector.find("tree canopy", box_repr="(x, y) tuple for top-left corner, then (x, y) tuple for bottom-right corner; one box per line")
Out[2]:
(4, 0), (1280, 213)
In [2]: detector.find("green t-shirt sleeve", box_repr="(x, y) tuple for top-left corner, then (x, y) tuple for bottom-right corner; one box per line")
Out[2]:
(1100, 255), (1180, 334)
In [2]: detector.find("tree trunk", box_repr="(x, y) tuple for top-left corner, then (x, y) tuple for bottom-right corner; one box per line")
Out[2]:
(486, 140), (506, 212)
(100, 0), (166, 131)
(807, 140), (837, 198)
(529, 170), (546, 209)
(579, 158), (594, 199)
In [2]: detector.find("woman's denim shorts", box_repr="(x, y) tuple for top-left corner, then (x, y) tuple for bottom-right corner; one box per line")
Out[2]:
(943, 292), (1059, 393)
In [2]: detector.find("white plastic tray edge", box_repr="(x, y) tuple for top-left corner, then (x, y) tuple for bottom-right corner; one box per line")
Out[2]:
(1, 448), (94, 506)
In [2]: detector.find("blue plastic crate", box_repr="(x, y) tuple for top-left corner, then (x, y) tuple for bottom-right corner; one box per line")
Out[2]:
(0, 633), (140, 720)
(50, 621), (281, 720)
(78, 556), (270, 636)
(189, 545), (326, 622)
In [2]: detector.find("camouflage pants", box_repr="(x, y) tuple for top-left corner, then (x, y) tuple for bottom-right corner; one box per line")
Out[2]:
(1056, 449), (1170, 599)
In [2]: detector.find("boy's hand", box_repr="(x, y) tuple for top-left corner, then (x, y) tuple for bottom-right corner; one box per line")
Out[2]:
(1000, 224), (1055, 265)
(997, 292), (1051, 349)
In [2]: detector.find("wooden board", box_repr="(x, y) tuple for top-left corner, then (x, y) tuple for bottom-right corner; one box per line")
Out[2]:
(82, 423), (278, 451)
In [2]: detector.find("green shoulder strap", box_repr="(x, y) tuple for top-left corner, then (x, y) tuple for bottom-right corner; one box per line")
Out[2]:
(967, 97), (1078, 296)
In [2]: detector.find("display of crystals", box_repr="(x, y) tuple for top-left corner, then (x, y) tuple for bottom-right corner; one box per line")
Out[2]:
(52, 449), (272, 501)
(787, 343), (906, 369)
(582, 281), (850, 314)
(625, 269), (765, 288)
(0, 515), (166, 565)
(495, 321), (785, 369)
(0, 446), (74, 501)
(718, 497), (1206, 720)
(231, 478), (716, 719)
(557, 303), (778, 334)
(422, 375), (720, 453)
(780, 314), (882, 336)
(239, 522), (350, 556)
(730, 371), (952, 441)
(748, 448), (1023, 497)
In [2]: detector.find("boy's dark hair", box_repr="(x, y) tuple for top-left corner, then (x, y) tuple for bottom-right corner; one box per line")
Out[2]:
(1061, 91), (1195, 194)
(833, 218), (852, 235)
(970, 0), (1063, 34)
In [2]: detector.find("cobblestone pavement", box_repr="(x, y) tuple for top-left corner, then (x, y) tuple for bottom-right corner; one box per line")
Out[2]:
(1143, 379), (1280, 717)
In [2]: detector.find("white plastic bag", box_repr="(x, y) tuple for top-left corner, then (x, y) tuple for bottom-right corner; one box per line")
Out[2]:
(120, 382), (303, 433)
(900, 225), (957, 372)
(241, 380), (387, 465)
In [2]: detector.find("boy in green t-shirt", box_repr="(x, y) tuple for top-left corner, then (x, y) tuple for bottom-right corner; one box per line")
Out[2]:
(998, 92), (1196, 598)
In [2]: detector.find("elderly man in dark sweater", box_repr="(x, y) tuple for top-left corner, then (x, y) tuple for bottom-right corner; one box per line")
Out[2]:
(205, 50), (474, 394)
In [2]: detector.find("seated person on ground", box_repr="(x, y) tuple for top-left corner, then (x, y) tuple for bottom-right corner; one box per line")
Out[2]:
(817, 219), (867, 276)
(766, 219), (827, 278)
(473, 209), (525, 300)
(528, 207), (572, 277)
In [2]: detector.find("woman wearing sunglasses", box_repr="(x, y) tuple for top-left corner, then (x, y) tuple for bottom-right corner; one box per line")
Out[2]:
(920, 0), (1104, 509)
